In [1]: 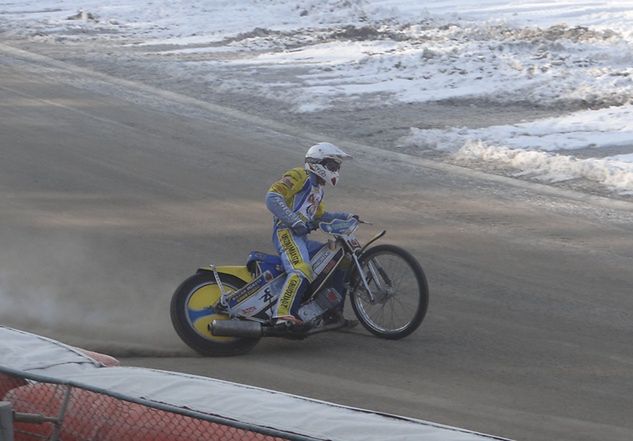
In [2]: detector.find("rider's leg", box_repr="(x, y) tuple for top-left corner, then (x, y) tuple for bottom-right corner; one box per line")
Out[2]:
(273, 227), (314, 323)
(275, 272), (310, 324)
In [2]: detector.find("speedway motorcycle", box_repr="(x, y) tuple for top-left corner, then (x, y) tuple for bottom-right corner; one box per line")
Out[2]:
(170, 217), (429, 356)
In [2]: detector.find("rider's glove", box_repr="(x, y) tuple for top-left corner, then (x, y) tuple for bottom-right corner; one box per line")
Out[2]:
(291, 220), (309, 236)
(348, 213), (360, 221)
(306, 220), (319, 231)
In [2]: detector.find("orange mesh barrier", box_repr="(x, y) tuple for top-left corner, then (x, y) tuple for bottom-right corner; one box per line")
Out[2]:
(0, 372), (26, 400)
(5, 382), (289, 441)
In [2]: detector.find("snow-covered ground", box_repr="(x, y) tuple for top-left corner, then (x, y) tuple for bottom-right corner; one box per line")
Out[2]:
(1, 1), (633, 196)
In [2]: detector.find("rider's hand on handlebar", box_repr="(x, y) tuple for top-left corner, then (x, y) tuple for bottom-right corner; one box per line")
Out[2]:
(306, 220), (319, 231)
(348, 214), (371, 225)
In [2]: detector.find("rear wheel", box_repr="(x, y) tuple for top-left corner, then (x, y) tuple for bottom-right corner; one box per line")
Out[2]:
(170, 271), (260, 356)
(350, 245), (429, 339)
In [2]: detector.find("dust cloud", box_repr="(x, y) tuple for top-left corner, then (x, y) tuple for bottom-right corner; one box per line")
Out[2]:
(0, 227), (187, 356)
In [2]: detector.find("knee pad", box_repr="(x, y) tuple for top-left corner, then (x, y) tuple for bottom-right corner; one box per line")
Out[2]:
(294, 262), (314, 282)
(276, 273), (310, 317)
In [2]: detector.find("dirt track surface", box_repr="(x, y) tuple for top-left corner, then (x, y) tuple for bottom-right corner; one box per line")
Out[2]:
(2, 45), (633, 441)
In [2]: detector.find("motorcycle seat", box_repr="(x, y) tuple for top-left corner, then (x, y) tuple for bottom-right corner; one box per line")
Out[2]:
(246, 251), (283, 275)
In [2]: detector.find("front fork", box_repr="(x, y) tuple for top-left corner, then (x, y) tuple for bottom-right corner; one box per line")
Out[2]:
(350, 252), (392, 304)
(349, 229), (389, 303)
(351, 252), (376, 302)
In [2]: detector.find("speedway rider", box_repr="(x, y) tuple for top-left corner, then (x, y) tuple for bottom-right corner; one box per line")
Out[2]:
(266, 142), (354, 327)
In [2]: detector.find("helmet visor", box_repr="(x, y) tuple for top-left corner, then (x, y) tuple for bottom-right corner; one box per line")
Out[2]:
(322, 158), (341, 172)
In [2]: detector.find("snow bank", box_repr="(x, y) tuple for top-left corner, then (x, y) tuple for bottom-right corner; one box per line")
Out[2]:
(404, 105), (633, 194)
(405, 104), (633, 153)
(453, 141), (633, 195)
(2, 1), (633, 110)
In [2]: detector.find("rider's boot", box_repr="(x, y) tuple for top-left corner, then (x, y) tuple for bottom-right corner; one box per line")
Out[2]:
(275, 315), (304, 326)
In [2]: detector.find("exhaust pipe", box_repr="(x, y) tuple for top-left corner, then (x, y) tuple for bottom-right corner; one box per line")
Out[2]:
(210, 320), (263, 338)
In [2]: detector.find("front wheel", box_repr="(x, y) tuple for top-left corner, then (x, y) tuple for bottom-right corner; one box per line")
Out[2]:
(170, 271), (260, 356)
(350, 244), (429, 339)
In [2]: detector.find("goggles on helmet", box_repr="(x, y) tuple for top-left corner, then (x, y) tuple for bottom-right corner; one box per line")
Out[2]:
(321, 158), (341, 172)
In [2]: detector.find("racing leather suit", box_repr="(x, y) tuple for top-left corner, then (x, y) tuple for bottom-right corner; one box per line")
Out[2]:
(266, 167), (350, 320)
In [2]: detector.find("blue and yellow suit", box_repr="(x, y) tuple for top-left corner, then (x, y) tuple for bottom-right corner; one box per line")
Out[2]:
(266, 167), (349, 319)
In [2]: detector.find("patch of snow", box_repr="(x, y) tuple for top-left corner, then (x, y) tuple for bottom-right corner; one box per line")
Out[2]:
(404, 104), (633, 152)
(404, 104), (633, 194)
(452, 141), (633, 195)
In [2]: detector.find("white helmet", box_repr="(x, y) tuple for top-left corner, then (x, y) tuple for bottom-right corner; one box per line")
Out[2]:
(304, 142), (352, 186)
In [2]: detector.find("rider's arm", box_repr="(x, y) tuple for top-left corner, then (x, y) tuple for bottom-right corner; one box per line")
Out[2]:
(266, 192), (301, 227)
(266, 169), (303, 227)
